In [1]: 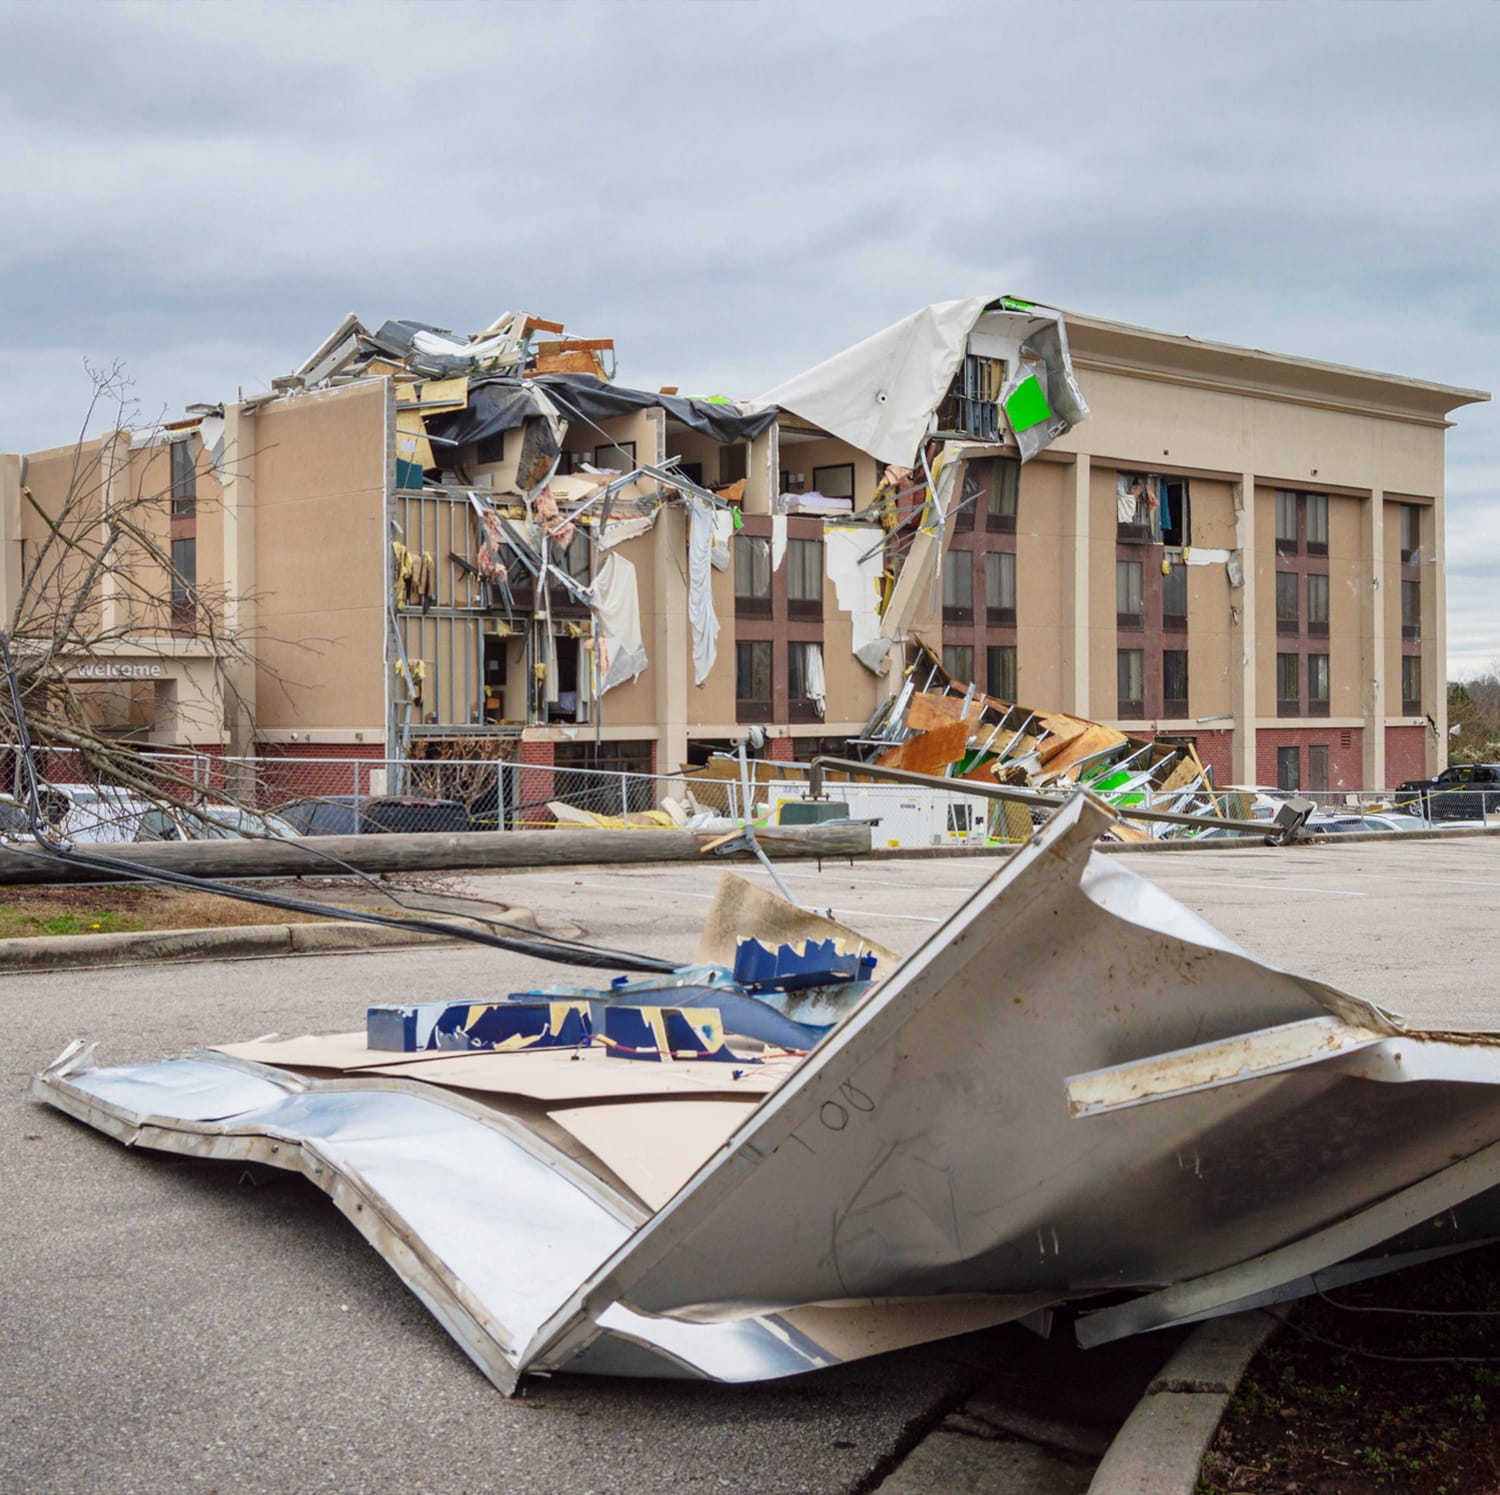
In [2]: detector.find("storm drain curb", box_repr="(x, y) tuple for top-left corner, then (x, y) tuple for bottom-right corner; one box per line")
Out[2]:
(1086, 1312), (1276, 1494)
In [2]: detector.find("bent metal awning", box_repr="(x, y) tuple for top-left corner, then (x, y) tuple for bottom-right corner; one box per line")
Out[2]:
(33, 796), (1500, 1392)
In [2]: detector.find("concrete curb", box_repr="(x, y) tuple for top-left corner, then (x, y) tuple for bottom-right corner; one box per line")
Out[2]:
(0, 919), (461, 974)
(1086, 1312), (1276, 1494)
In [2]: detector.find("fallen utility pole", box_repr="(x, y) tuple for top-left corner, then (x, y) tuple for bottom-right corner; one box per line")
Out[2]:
(806, 756), (1308, 842)
(0, 823), (871, 887)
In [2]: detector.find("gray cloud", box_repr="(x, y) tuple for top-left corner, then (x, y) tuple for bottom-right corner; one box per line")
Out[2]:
(2, 0), (1494, 669)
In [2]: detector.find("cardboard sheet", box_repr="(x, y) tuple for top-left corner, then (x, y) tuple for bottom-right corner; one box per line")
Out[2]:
(547, 1099), (759, 1209)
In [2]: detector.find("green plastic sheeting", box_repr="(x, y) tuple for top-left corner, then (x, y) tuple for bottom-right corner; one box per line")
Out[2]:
(1004, 375), (1054, 434)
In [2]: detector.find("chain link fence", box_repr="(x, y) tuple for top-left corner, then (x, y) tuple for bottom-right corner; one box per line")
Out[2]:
(0, 746), (760, 841)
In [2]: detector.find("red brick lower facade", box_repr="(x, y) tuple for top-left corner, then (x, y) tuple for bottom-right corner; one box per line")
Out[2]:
(1383, 726), (1429, 789)
(1255, 727), (1364, 794)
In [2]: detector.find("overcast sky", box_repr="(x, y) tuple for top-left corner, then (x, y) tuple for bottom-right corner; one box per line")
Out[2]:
(4, 0), (1495, 674)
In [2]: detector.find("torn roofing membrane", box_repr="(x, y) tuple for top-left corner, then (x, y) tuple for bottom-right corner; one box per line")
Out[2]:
(33, 797), (1500, 1392)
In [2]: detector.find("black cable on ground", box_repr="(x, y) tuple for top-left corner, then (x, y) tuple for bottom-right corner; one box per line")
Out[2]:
(0, 634), (677, 975)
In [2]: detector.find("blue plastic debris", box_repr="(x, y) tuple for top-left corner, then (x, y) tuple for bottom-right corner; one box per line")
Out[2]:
(733, 938), (877, 991)
(368, 999), (591, 1053)
(600, 1005), (743, 1063)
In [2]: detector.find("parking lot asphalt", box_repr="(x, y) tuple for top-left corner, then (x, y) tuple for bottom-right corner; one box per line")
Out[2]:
(5, 834), (1499, 1494)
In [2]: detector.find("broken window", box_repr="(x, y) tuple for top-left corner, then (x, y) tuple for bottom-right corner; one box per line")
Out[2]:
(942, 549), (973, 620)
(942, 643), (974, 683)
(1309, 744), (1330, 794)
(1163, 650), (1189, 716)
(170, 438), (196, 516)
(1402, 578), (1420, 640)
(1117, 648), (1144, 718)
(735, 639), (772, 719)
(1116, 560), (1143, 626)
(1307, 573), (1329, 636)
(1275, 490), (1299, 554)
(1161, 479), (1191, 548)
(1278, 745), (1301, 791)
(1277, 651), (1300, 715)
(1117, 473), (1157, 537)
(985, 551), (1016, 622)
(787, 538), (823, 617)
(1162, 563), (1187, 630)
(1400, 503), (1421, 561)
(1402, 654), (1422, 715)
(170, 536), (196, 633)
(987, 643), (1016, 700)
(1276, 572), (1300, 633)
(1309, 653), (1330, 716)
(734, 535), (771, 616)
(787, 642), (822, 721)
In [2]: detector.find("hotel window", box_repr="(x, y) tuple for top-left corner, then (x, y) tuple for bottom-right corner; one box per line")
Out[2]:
(1402, 578), (1421, 640)
(787, 537), (823, 617)
(1399, 504), (1421, 562)
(1162, 563), (1188, 630)
(1278, 746), (1301, 792)
(1117, 648), (1144, 718)
(1161, 479), (1191, 548)
(170, 536), (197, 632)
(1163, 649), (1189, 716)
(735, 640), (771, 718)
(733, 535), (771, 615)
(941, 549), (973, 620)
(1116, 560), (1143, 627)
(787, 642), (822, 720)
(985, 457), (1019, 529)
(1307, 573), (1330, 636)
(1305, 493), (1328, 556)
(1277, 652), (1300, 716)
(1402, 654), (1422, 715)
(170, 438), (196, 516)
(942, 643), (974, 684)
(1309, 653), (1330, 716)
(985, 551), (1016, 623)
(987, 644), (1016, 701)
(1275, 572), (1299, 634)
(1275, 491), (1299, 554)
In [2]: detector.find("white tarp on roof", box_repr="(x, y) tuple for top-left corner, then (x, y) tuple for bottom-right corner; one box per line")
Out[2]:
(755, 296), (1089, 466)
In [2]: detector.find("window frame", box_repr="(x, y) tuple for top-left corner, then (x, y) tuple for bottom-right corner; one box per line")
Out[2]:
(1276, 651), (1301, 716)
(1401, 577), (1421, 641)
(1402, 654), (1422, 715)
(1116, 559), (1144, 628)
(985, 550), (1016, 624)
(786, 537), (823, 618)
(1163, 649), (1189, 716)
(986, 643), (1016, 702)
(941, 643), (974, 685)
(941, 548), (974, 621)
(735, 638), (772, 720)
(1275, 571), (1300, 634)
(733, 534), (772, 617)
(1116, 647), (1145, 719)
(169, 438), (197, 517)
(1308, 652), (1330, 717)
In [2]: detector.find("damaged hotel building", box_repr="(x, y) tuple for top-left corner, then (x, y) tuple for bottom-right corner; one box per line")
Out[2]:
(0, 297), (1485, 799)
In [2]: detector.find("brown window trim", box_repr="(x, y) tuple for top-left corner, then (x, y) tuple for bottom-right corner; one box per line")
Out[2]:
(1163, 613), (1188, 634)
(1164, 699), (1188, 718)
(787, 597), (823, 621)
(1308, 621), (1329, 638)
(1278, 699), (1301, 718)
(986, 606), (1016, 626)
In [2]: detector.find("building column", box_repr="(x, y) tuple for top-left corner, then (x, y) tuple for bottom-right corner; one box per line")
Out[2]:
(1427, 491), (1446, 777)
(1362, 487), (1386, 790)
(1229, 473), (1257, 783)
(100, 431), (130, 637)
(652, 471), (689, 779)
(219, 404), (258, 757)
(1061, 453), (1090, 715)
(0, 454), (21, 624)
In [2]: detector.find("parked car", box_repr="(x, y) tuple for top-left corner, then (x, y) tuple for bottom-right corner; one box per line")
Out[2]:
(44, 783), (155, 844)
(1305, 812), (1431, 835)
(1394, 763), (1500, 821)
(135, 804), (301, 841)
(275, 794), (475, 836)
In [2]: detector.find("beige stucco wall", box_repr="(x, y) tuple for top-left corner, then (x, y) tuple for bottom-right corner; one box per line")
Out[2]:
(252, 381), (387, 731)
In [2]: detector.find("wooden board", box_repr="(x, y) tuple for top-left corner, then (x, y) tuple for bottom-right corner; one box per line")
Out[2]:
(874, 720), (972, 776)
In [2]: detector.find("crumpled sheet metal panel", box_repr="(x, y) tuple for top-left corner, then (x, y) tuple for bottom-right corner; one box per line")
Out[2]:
(520, 797), (1500, 1372)
(36, 1049), (641, 1392)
